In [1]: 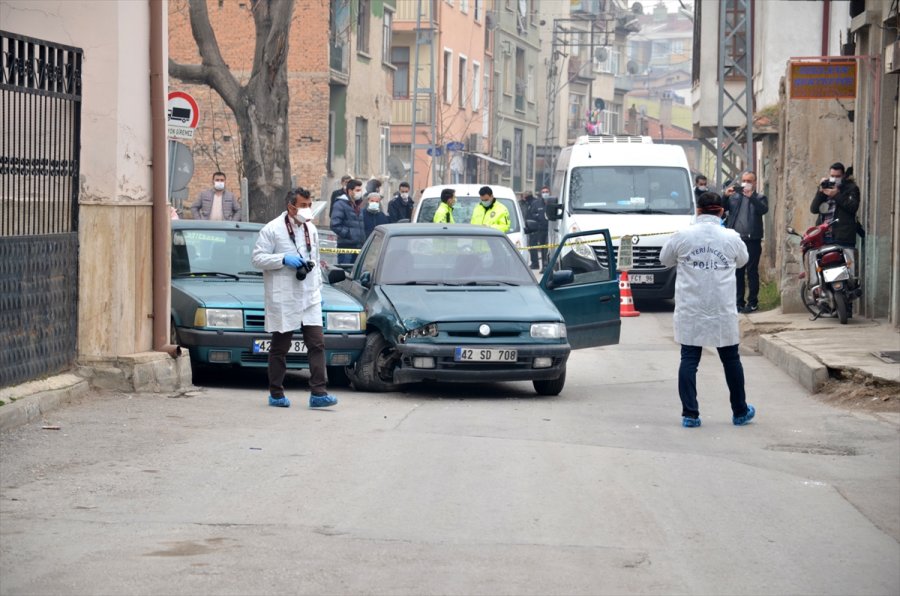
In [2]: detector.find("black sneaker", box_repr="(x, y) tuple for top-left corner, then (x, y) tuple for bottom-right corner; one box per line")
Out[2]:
(742, 304), (759, 314)
(737, 303), (746, 313)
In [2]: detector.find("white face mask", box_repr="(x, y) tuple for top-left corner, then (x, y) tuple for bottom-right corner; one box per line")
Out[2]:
(541, 192), (550, 199)
(366, 202), (381, 213)
(697, 186), (708, 192)
(829, 176), (842, 185)
(400, 192), (409, 199)
(742, 182), (752, 190)
(294, 207), (313, 223)
(213, 181), (225, 191)
(480, 199), (492, 208)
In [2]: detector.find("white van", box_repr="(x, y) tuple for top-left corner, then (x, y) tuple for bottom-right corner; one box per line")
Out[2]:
(547, 136), (694, 299)
(412, 184), (531, 257)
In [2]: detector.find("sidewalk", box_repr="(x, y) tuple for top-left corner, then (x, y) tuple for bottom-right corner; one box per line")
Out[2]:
(740, 308), (900, 394)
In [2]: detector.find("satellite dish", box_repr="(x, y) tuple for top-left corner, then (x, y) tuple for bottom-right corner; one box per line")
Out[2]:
(632, 2), (643, 15)
(626, 60), (640, 75)
(387, 154), (408, 180)
(594, 47), (609, 62)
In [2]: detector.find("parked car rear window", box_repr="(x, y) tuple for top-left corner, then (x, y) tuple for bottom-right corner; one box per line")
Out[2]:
(415, 196), (521, 232)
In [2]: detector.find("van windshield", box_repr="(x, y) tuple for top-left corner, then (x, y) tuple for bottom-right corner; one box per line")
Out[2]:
(568, 166), (693, 215)
(416, 196), (521, 233)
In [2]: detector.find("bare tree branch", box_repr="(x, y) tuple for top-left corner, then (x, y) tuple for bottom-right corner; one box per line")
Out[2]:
(184, 0), (243, 109)
(168, 59), (208, 85)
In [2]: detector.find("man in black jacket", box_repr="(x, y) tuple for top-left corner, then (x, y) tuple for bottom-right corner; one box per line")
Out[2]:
(725, 171), (769, 313)
(388, 181), (414, 222)
(810, 162), (860, 248)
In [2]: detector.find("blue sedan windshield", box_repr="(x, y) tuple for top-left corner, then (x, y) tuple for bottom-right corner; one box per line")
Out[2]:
(172, 228), (257, 276)
(378, 235), (535, 286)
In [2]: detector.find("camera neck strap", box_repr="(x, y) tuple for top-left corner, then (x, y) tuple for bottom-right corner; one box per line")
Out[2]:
(284, 214), (312, 254)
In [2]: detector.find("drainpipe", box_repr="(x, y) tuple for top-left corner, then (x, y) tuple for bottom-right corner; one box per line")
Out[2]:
(822, 0), (830, 56)
(150, 0), (180, 357)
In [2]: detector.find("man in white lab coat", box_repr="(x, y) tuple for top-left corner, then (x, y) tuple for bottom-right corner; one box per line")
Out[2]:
(660, 192), (756, 428)
(252, 188), (338, 409)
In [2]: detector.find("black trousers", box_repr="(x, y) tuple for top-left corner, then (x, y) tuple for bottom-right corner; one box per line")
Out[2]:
(267, 326), (327, 397)
(529, 229), (548, 268)
(736, 238), (762, 307)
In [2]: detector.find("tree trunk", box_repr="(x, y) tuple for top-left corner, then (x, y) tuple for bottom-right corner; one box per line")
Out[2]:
(169, 0), (295, 223)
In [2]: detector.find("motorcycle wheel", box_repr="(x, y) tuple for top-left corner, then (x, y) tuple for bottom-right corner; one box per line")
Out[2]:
(799, 282), (821, 317)
(834, 291), (849, 324)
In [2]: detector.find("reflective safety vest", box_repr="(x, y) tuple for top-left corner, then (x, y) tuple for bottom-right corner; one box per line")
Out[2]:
(470, 200), (510, 233)
(433, 202), (455, 223)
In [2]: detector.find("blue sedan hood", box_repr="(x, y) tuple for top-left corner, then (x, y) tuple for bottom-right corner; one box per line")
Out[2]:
(380, 284), (562, 328)
(172, 278), (362, 312)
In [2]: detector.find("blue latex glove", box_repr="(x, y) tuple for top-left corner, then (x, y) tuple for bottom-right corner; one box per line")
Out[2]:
(283, 254), (304, 269)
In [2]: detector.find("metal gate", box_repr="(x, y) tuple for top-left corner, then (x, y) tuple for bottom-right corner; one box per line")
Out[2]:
(0, 31), (82, 388)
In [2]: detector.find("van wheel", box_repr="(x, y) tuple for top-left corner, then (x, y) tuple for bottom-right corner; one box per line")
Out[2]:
(347, 332), (401, 392)
(533, 368), (566, 396)
(170, 319), (179, 345)
(327, 365), (351, 387)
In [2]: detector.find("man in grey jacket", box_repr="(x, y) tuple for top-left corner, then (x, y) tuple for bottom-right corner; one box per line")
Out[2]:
(191, 171), (241, 221)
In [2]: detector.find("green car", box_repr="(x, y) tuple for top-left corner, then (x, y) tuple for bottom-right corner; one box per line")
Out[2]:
(170, 220), (366, 382)
(328, 223), (621, 395)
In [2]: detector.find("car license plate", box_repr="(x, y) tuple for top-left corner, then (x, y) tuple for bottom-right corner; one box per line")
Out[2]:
(629, 274), (654, 284)
(454, 347), (518, 362)
(252, 339), (307, 354)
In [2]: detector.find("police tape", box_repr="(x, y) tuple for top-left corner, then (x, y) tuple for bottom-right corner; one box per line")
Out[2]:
(521, 230), (678, 251)
(321, 229), (679, 255)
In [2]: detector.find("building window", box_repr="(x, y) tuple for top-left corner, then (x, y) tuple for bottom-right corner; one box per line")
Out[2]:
(460, 0), (468, 14)
(357, 0), (370, 54)
(514, 47), (525, 111)
(392, 46), (410, 98)
(721, 0), (750, 77)
(672, 39), (684, 54)
(526, 143), (534, 180)
(472, 61), (481, 111)
(380, 126), (390, 177)
(503, 52), (512, 95)
(501, 139), (512, 163)
(474, 0), (482, 21)
(526, 64), (535, 103)
(355, 117), (368, 175)
(382, 9), (393, 64)
(458, 55), (468, 108)
(513, 128), (523, 190)
(443, 49), (453, 103)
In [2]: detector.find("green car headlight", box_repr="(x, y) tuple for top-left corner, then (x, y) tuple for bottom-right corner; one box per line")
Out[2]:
(400, 323), (438, 343)
(195, 308), (243, 329)
(530, 322), (566, 339)
(326, 311), (365, 331)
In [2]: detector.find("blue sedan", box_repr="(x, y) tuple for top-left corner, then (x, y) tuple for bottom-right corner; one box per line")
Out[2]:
(170, 220), (365, 383)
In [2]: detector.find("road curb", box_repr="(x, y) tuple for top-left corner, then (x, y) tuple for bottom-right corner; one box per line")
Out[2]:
(0, 374), (90, 433)
(757, 334), (830, 393)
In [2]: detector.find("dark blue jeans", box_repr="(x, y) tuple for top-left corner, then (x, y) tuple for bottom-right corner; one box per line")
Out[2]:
(736, 238), (762, 307)
(678, 344), (748, 419)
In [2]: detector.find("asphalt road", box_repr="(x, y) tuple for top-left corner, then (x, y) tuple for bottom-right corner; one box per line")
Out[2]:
(2, 307), (898, 595)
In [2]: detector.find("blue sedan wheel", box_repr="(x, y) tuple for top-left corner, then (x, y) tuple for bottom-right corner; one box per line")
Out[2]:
(348, 332), (402, 392)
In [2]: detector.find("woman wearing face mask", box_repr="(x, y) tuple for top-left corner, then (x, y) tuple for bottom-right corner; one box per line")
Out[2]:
(363, 192), (390, 240)
(470, 185), (511, 233)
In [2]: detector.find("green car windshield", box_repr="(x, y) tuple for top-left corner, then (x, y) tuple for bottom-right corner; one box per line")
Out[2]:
(379, 235), (535, 286)
(172, 228), (258, 276)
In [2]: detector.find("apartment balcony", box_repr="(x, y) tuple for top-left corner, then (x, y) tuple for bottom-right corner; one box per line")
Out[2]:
(330, 42), (349, 86)
(395, 0), (434, 23)
(391, 98), (433, 125)
(568, 57), (594, 83)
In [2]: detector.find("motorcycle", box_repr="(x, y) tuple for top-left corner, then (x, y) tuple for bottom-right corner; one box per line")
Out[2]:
(786, 220), (861, 324)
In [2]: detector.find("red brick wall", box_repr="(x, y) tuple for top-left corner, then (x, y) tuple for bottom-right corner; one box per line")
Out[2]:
(168, 0), (330, 217)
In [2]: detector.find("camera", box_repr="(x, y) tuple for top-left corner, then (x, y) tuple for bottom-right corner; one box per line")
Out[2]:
(295, 260), (315, 281)
(730, 184), (742, 194)
(820, 180), (835, 190)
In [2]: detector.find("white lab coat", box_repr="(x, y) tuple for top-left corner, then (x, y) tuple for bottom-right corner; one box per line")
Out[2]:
(251, 211), (323, 333)
(660, 214), (749, 347)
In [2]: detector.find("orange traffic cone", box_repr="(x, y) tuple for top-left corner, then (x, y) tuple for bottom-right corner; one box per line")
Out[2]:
(619, 270), (641, 317)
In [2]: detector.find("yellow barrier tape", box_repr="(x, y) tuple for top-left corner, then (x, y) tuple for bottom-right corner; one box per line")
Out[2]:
(321, 247), (361, 254)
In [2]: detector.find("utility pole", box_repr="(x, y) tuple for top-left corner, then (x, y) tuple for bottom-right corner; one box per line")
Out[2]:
(715, 0), (754, 188)
(410, 0), (438, 192)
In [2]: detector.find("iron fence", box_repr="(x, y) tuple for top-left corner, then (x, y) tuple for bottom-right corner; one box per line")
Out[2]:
(1, 30), (82, 387)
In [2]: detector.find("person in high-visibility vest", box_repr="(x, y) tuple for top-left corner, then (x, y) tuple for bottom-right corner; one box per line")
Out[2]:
(470, 186), (510, 233)
(433, 188), (456, 223)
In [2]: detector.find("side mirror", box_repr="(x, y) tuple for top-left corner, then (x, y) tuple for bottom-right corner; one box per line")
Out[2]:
(523, 218), (537, 235)
(327, 268), (347, 284)
(786, 226), (796, 235)
(359, 270), (372, 288)
(547, 269), (575, 289)
(546, 199), (563, 221)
